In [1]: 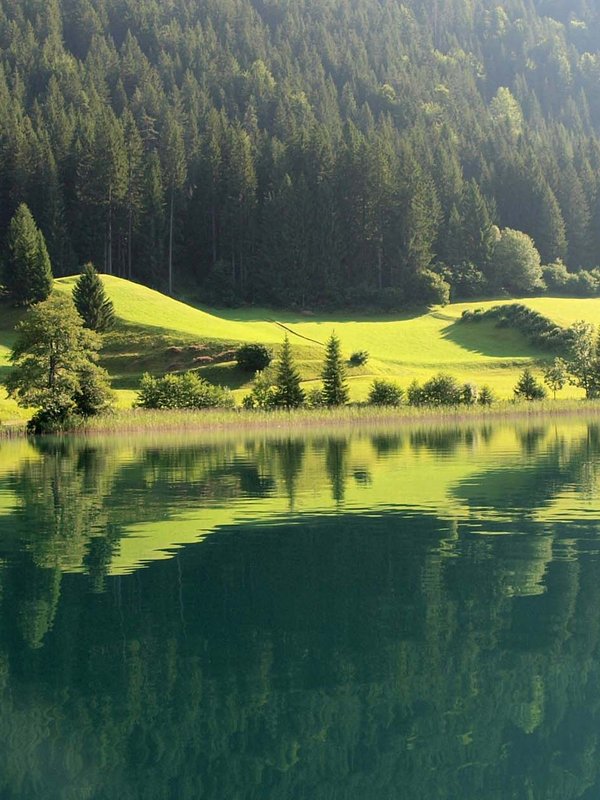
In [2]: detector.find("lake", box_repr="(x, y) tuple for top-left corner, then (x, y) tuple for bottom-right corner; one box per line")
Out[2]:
(1, 421), (600, 799)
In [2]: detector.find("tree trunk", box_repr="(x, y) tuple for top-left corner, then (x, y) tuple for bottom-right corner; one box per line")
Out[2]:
(108, 184), (113, 276)
(169, 186), (174, 296)
(211, 204), (217, 267)
(128, 204), (133, 280)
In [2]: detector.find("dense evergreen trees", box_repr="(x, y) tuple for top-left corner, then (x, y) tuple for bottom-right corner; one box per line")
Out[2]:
(3, 204), (53, 305)
(0, 1), (600, 306)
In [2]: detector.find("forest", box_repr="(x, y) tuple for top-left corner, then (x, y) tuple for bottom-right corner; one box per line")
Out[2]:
(1, 0), (600, 308)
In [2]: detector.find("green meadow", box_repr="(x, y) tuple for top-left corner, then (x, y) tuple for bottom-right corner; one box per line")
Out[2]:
(3, 275), (600, 423)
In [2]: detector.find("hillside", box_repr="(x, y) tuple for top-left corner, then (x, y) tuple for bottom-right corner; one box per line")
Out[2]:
(3, 277), (599, 423)
(1, 0), (600, 310)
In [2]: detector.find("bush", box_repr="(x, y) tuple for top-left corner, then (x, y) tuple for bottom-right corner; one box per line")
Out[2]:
(349, 350), (369, 366)
(368, 379), (404, 406)
(421, 373), (463, 406)
(542, 260), (570, 292)
(242, 371), (279, 410)
(407, 380), (425, 406)
(27, 400), (78, 435)
(137, 371), (234, 410)
(305, 387), (326, 408)
(459, 303), (572, 352)
(236, 343), (273, 372)
(513, 368), (547, 401)
(444, 261), (487, 299)
(411, 269), (451, 306)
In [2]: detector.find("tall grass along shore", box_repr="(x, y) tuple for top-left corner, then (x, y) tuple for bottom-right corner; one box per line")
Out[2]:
(5, 400), (600, 440)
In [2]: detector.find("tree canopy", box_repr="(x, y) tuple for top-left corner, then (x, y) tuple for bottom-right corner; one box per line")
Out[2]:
(0, 1), (599, 306)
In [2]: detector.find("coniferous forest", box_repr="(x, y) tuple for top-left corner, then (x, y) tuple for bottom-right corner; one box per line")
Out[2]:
(1, 0), (600, 308)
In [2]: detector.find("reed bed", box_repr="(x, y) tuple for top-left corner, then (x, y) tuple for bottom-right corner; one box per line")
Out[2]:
(71, 399), (600, 438)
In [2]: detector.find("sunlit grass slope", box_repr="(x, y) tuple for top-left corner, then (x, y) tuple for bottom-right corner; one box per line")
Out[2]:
(4, 276), (600, 422)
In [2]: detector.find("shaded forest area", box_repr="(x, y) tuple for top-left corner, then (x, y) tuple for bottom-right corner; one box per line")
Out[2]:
(1, 0), (600, 307)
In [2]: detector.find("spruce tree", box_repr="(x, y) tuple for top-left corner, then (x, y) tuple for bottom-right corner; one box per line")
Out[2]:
(4, 204), (53, 305)
(321, 333), (349, 407)
(273, 335), (304, 408)
(73, 263), (115, 332)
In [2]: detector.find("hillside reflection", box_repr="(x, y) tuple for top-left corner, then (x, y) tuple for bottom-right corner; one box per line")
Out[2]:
(0, 424), (600, 797)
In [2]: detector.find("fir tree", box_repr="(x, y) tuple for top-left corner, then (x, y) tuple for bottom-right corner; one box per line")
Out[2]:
(321, 333), (349, 407)
(72, 263), (115, 332)
(273, 335), (305, 408)
(4, 204), (53, 305)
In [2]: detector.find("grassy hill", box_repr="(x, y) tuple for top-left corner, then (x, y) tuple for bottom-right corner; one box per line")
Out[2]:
(3, 276), (600, 423)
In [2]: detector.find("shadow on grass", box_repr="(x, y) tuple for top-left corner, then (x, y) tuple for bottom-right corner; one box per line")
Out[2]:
(184, 302), (428, 326)
(441, 319), (545, 359)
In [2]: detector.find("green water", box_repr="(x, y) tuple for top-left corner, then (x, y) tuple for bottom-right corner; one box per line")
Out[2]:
(2, 422), (600, 799)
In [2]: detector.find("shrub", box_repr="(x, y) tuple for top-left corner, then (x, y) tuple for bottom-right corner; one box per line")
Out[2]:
(235, 343), (273, 372)
(411, 269), (451, 306)
(478, 385), (495, 406)
(349, 350), (369, 366)
(542, 260), (570, 292)
(421, 373), (463, 406)
(368, 379), (404, 407)
(137, 371), (234, 410)
(27, 402), (77, 435)
(445, 261), (487, 299)
(242, 371), (279, 410)
(305, 387), (326, 408)
(513, 368), (547, 401)
(407, 380), (425, 406)
(459, 303), (572, 352)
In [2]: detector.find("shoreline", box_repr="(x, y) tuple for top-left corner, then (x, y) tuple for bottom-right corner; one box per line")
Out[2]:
(4, 400), (600, 440)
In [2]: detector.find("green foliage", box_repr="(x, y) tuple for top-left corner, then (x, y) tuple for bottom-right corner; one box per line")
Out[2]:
(3, 205), (53, 306)
(305, 387), (325, 408)
(411, 269), (451, 306)
(408, 374), (463, 406)
(543, 358), (569, 398)
(514, 369), (547, 401)
(478, 385), (495, 406)
(543, 260), (600, 297)
(321, 334), (349, 407)
(242, 371), (279, 410)
(73, 263), (115, 332)
(5, 293), (112, 431)
(273, 336), (305, 408)
(0, 1), (598, 309)
(349, 350), (369, 367)
(565, 321), (600, 399)
(442, 262), (487, 299)
(461, 304), (572, 351)
(137, 371), (234, 410)
(368, 379), (404, 407)
(489, 229), (544, 294)
(235, 344), (273, 372)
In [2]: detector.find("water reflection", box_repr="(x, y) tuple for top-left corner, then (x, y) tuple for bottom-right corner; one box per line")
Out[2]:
(0, 423), (600, 797)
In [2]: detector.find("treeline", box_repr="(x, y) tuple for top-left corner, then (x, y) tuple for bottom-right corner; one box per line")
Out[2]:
(1, 0), (600, 306)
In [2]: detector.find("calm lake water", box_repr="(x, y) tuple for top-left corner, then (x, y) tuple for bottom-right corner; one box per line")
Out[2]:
(2, 421), (600, 799)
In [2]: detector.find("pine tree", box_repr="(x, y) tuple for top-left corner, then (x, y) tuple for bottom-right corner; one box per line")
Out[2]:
(4, 204), (53, 305)
(72, 263), (115, 332)
(273, 335), (305, 408)
(321, 333), (349, 407)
